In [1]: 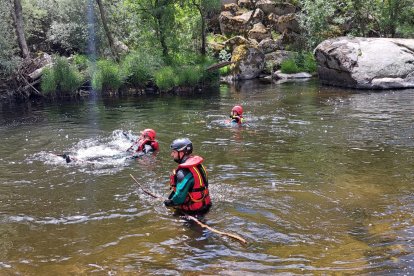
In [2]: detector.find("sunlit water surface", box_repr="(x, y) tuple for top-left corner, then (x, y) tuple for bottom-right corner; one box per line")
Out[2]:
(1, 80), (413, 274)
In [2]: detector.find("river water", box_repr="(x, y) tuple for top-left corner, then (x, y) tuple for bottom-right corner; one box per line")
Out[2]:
(1, 80), (413, 274)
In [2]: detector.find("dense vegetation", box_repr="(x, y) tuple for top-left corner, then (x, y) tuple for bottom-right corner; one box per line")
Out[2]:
(1, 0), (413, 99)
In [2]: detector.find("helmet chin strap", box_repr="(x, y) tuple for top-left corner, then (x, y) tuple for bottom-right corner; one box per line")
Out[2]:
(175, 152), (189, 164)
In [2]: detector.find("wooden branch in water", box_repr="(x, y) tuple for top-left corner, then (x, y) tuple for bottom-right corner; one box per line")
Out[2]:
(130, 174), (163, 199)
(129, 174), (247, 244)
(185, 215), (247, 244)
(206, 61), (233, 72)
(19, 73), (43, 97)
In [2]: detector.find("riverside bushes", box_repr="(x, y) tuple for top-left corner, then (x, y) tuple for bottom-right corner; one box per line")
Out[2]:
(91, 60), (122, 93)
(280, 52), (316, 74)
(40, 56), (82, 96)
(121, 51), (163, 88)
(40, 52), (218, 95)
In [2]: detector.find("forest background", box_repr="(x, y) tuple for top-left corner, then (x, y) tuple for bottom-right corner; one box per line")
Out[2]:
(0, 0), (413, 100)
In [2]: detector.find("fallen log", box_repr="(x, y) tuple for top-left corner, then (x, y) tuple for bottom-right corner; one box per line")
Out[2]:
(206, 61), (233, 72)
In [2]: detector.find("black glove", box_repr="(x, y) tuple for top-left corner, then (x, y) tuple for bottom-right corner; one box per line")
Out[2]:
(164, 199), (174, 207)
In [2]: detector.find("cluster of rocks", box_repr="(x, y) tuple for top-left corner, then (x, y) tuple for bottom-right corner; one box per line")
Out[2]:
(209, 0), (310, 82)
(211, 1), (414, 90)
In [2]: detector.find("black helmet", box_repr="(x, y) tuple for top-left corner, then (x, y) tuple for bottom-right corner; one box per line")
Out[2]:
(170, 138), (193, 155)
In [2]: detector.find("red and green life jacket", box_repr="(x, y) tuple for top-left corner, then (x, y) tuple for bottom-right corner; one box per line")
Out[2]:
(169, 156), (211, 212)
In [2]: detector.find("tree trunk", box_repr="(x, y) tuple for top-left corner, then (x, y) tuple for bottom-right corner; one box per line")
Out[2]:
(96, 0), (119, 62)
(194, 3), (206, 56)
(153, 0), (169, 60)
(11, 0), (29, 59)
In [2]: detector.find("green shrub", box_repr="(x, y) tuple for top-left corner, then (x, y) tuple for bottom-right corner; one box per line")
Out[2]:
(280, 52), (317, 74)
(154, 54), (219, 91)
(154, 66), (177, 91)
(219, 65), (231, 76)
(280, 58), (300, 74)
(176, 66), (202, 87)
(92, 60), (122, 92)
(120, 51), (163, 87)
(303, 53), (317, 73)
(40, 67), (56, 94)
(40, 56), (82, 95)
(54, 57), (83, 93)
(72, 54), (89, 71)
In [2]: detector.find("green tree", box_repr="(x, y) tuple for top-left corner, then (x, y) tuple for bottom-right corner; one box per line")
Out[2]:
(187, 0), (220, 56)
(299, 0), (339, 49)
(0, 1), (20, 76)
(96, 0), (119, 61)
(125, 0), (178, 61)
(378, 0), (414, 37)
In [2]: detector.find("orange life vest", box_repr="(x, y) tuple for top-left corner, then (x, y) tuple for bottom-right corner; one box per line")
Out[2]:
(136, 138), (159, 152)
(169, 156), (211, 212)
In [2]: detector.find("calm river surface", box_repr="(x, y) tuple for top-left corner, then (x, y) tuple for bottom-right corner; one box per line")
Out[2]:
(1, 80), (413, 274)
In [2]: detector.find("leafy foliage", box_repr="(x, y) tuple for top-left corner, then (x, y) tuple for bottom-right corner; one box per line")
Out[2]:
(154, 66), (177, 91)
(281, 52), (316, 74)
(299, 0), (414, 49)
(40, 67), (56, 94)
(0, 2), (20, 77)
(298, 0), (339, 49)
(120, 51), (163, 87)
(40, 56), (82, 95)
(92, 59), (122, 93)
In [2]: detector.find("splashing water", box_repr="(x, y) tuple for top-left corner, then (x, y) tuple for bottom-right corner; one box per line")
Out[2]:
(30, 130), (140, 174)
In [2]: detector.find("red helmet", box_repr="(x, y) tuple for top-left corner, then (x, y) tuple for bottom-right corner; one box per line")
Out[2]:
(141, 129), (156, 140)
(231, 105), (243, 115)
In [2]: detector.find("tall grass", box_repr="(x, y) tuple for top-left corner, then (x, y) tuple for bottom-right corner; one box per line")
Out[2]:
(154, 66), (177, 91)
(40, 56), (82, 95)
(40, 67), (56, 94)
(154, 54), (217, 92)
(120, 51), (163, 88)
(91, 60), (122, 93)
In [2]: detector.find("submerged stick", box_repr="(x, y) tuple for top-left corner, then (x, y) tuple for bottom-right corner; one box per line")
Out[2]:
(184, 215), (247, 244)
(129, 174), (247, 244)
(130, 174), (162, 199)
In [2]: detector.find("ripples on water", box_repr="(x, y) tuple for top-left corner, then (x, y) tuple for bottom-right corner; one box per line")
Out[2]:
(0, 82), (414, 274)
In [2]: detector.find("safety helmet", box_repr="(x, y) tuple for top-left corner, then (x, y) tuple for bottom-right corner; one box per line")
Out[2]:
(231, 105), (243, 115)
(142, 128), (156, 140)
(170, 138), (193, 155)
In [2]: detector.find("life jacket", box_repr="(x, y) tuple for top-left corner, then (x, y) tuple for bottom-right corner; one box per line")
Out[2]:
(231, 115), (244, 125)
(136, 138), (159, 153)
(169, 156), (211, 212)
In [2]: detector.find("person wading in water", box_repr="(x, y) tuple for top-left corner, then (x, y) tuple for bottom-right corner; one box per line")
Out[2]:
(230, 105), (244, 125)
(164, 138), (212, 216)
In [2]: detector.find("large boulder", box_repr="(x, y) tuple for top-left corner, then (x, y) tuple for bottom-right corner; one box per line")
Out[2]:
(224, 35), (259, 52)
(248, 22), (271, 42)
(315, 37), (414, 89)
(219, 10), (263, 35)
(256, 0), (276, 15)
(274, 13), (300, 34)
(258, 38), (282, 54)
(231, 45), (265, 80)
(274, 2), (296, 15)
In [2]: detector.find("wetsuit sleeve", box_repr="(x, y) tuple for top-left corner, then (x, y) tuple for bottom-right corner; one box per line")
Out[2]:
(170, 169), (193, 205)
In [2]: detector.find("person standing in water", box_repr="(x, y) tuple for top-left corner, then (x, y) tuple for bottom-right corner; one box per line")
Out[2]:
(127, 128), (159, 158)
(230, 105), (244, 125)
(164, 138), (212, 215)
